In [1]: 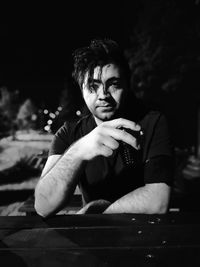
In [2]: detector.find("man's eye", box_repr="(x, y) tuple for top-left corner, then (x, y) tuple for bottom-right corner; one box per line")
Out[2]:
(89, 84), (99, 92)
(110, 82), (120, 88)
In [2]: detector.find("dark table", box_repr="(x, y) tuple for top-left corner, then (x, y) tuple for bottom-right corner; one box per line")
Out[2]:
(0, 213), (200, 266)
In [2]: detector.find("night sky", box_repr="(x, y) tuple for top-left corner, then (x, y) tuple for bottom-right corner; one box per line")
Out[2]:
(0, 3), (135, 108)
(0, 1), (199, 111)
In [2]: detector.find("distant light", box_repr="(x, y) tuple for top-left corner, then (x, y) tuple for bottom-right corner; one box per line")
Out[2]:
(55, 111), (59, 115)
(49, 112), (56, 119)
(31, 114), (37, 121)
(57, 106), (62, 111)
(44, 125), (51, 132)
(44, 109), (48, 114)
(138, 82), (143, 88)
(76, 110), (81, 116)
(47, 119), (53, 125)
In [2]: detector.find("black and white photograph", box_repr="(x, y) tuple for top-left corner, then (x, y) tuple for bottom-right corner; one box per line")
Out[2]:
(0, 1), (200, 266)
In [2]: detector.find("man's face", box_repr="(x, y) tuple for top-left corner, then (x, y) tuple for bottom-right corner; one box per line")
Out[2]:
(82, 64), (128, 124)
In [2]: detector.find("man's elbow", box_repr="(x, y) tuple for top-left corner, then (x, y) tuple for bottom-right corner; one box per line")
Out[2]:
(155, 203), (168, 214)
(145, 184), (171, 214)
(148, 201), (168, 214)
(34, 191), (52, 218)
(34, 198), (49, 218)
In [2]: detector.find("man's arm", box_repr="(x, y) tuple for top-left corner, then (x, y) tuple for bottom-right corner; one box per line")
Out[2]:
(34, 144), (85, 217)
(103, 113), (173, 215)
(34, 118), (142, 217)
(103, 183), (170, 214)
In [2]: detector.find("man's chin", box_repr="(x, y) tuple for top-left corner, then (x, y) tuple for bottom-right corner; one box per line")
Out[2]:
(95, 111), (116, 121)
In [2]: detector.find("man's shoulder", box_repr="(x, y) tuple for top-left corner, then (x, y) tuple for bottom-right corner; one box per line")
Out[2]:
(141, 110), (162, 123)
(139, 109), (167, 139)
(60, 113), (95, 142)
(63, 114), (92, 129)
(51, 114), (94, 154)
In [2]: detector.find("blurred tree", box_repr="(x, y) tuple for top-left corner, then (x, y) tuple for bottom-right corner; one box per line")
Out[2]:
(51, 77), (84, 133)
(127, 1), (200, 96)
(59, 79), (78, 118)
(126, 0), (200, 148)
(16, 98), (37, 130)
(0, 87), (20, 137)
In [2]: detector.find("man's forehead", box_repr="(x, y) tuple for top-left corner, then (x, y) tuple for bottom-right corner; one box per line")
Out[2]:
(84, 64), (121, 83)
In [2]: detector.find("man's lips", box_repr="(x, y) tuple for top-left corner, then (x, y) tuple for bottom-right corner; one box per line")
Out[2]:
(96, 105), (114, 111)
(97, 104), (112, 107)
(96, 102), (114, 108)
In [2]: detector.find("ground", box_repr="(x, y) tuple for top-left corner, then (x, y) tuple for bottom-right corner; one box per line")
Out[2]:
(0, 130), (53, 215)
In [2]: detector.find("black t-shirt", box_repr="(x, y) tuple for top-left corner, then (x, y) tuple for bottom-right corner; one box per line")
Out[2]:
(49, 107), (174, 204)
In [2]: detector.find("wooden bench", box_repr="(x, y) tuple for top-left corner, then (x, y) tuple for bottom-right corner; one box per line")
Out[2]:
(1, 213), (200, 266)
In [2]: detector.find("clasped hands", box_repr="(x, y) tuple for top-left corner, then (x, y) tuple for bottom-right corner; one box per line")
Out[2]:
(75, 118), (142, 214)
(77, 118), (142, 161)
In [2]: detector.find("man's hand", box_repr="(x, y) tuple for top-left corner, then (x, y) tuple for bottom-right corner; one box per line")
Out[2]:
(77, 118), (141, 161)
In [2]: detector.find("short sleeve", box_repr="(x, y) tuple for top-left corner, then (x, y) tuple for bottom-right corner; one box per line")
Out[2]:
(144, 155), (174, 186)
(48, 122), (70, 156)
(143, 114), (174, 186)
(147, 114), (173, 159)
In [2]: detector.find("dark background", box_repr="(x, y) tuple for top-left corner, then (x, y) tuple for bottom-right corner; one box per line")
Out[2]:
(0, 2), (132, 107)
(0, 1), (200, 149)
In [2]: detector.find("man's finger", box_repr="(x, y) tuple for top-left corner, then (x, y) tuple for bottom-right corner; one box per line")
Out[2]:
(101, 136), (119, 150)
(103, 118), (141, 131)
(103, 127), (139, 149)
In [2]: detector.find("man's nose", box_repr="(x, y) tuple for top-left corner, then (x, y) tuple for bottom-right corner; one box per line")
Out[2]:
(98, 85), (109, 98)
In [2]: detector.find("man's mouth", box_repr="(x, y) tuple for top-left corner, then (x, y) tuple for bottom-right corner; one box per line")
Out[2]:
(97, 105), (114, 110)
(98, 104), (112, 107)
(96, 102), (114, 108)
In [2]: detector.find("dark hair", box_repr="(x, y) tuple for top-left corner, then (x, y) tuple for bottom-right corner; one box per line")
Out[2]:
(72, 38), (130, 89)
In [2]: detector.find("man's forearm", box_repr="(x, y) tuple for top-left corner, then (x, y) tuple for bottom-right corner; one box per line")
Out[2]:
(34, 143), (84, 217)
(104, 183), (170, 214)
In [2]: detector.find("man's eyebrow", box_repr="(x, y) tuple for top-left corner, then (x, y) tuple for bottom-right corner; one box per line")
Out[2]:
(106, 77), (121, 83)
(89, 77), (121, 84)
(89, 79), (101, 84)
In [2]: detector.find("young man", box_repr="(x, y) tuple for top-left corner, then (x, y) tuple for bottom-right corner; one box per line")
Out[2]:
(34, 39), (173, 217)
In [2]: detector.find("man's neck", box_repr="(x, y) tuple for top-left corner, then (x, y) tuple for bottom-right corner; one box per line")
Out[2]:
(93, 114), (122, 126)
(93, 116), (103, 126)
